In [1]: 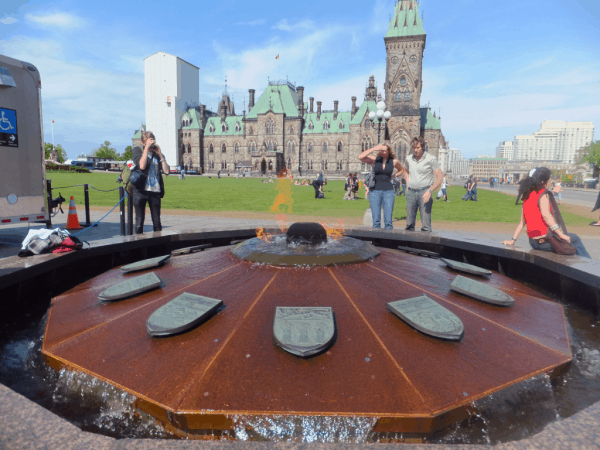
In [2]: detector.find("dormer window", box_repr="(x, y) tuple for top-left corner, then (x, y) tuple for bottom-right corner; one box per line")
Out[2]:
(338, 120), (344, 129)
(308, 122), (314, 130)
(222, 124), (227, 132)
(235, 123), (240, 132)
(209, 124), (215, 133)
(323, 120), (330, 130)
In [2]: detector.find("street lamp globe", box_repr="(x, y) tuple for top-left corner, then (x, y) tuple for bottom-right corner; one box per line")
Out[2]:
(377, 101), (386, 111)
(383, 111), (392, 120)
(376, 109), (384, 119)
(368, 111), (376, 120)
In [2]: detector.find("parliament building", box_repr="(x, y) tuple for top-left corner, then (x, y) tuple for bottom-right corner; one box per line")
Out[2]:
(133, 0), (447, 176)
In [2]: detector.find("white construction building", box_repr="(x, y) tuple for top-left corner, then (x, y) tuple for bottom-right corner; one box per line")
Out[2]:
(513, 120), (594, 163)
(144, 52), (199, 166)
(445, 148), (470, 179)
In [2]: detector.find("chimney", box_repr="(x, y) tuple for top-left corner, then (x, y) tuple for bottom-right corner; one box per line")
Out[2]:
(297, 86), (304, 116)
(248, 89), (255, 109)
(317, 101), (322, 120)
(199, 104), (206, 128)
(333, 100), (339, 120)
(351, 96), (357, 119)
(309, 97), (314, 113)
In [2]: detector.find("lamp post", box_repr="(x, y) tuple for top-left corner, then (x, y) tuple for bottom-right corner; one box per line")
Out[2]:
(368, 101), (392, 144)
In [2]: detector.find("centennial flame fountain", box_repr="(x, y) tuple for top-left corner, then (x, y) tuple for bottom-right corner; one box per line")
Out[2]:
(40, 223), (572, 440)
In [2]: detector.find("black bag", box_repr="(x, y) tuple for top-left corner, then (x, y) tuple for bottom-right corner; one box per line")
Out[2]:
(129, 168), (147, 190)
(464, 181), (469, 189)
(317, 192), (325, 199)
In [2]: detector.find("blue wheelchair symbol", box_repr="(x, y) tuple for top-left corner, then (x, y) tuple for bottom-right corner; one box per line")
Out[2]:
(0, 108), (17, 132)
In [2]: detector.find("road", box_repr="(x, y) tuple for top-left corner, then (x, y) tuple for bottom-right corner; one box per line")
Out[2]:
(471, 184), (600, 208)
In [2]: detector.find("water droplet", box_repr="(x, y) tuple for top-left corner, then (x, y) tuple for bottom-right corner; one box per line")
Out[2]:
(204, 392), (209, 396)
(365, 358), (370, 362)
(214, 339), (219, 342)
(463, 392), (468, 396)
(482, 328), (486, 331)
(246, 354), (251, 358)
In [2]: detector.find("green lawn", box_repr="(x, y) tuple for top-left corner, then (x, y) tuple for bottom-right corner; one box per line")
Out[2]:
(46, 172), (590, 225)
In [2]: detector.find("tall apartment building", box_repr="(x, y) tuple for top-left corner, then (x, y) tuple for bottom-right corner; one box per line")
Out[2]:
(495, 141), (514, 160)
(469, 157), (507, 179)
(446, 148), (469, 178)
(513, 120), (594, 163)
(144, 52), (200, 166)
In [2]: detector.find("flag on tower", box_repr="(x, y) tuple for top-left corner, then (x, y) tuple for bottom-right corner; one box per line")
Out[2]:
(275, 54), (279, 59)
(52, 118), (55, 123)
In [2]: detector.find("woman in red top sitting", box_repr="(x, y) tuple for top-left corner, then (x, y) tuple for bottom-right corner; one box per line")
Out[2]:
(502, 167), (590, 258)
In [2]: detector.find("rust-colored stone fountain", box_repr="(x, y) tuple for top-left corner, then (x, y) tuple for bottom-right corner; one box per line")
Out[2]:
(41, 223), (571, 439)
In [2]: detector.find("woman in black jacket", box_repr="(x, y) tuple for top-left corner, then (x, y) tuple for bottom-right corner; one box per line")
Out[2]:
(131, 131), (170, 234)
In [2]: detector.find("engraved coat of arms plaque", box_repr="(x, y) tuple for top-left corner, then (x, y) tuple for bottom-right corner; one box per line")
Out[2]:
(440, 258), (492, 277)
(387, 295), (464, 341)
(120, 255), (171, 274)
(147, 292), (223, 337)
(98, 272), (162, 302)
(273, 307), (335, 357)
(450, 275), (515, 307)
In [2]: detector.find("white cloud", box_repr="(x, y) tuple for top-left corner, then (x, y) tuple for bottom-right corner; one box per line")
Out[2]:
(272, 19), (314, 32)
(25, 12), (83, 28)
(1, 17), (18, 25)
(235, 19), (265, 26)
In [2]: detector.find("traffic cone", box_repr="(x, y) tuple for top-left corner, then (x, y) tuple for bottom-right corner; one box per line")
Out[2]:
(66, 196), (82, 230)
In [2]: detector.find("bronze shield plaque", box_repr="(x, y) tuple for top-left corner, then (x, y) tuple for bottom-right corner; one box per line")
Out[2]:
(397, 245), (439, 258)
(120, 255), (171, 273)
(147, 292), (223, 337)
(450, 275), (514, 307)
(273, 307), (335, 357)
(98, 272), (162, 302)
(440, 258), (492, 277)
(387, 295), (464, 341)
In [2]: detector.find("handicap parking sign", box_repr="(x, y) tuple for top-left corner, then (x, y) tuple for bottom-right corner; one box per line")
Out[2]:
(0, 107), (18, 148)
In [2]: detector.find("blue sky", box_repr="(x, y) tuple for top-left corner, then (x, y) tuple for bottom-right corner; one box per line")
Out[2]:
(1, 0), (598, 160)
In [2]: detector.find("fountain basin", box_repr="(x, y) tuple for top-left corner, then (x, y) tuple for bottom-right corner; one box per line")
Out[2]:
(40, 238), (571, 438)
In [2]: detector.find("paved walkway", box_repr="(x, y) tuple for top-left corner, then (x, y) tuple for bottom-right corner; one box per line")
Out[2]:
(3, 207), (600, 260)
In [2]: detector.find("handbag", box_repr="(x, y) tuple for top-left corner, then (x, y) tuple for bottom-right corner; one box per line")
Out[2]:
(538, 191), (577, 255)
(365, 171), (376, 189)
(129, 168), (147, 190)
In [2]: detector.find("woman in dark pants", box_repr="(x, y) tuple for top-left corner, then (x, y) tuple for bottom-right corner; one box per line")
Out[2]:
(131, 131), (170, 234)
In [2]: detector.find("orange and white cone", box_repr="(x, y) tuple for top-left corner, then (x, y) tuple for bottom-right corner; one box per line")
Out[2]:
(66, 196), (82, 230)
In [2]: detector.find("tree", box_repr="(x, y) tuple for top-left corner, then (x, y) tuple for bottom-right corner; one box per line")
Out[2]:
(120, 145), (133, 161)
(94, 141), (118, 160)
(44, 142), (67, 163)
(577, 140), (600, 177)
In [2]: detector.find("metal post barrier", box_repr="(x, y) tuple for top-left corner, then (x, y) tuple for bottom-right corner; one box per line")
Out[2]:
(127, 192), (133, 235)
(46, 179), (53, 229)
(119, 187), (126, 236)
(83, 184), (91, 227)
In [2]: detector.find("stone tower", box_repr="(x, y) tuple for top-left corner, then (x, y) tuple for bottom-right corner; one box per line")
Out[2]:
(384, 0), (426, 117)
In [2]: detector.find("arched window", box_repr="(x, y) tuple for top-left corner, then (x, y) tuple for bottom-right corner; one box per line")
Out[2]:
(310, 160), (313, 170)
(404, 91), (411, 101)
(181, 144), (185, 155)
(337, 142), (342, 152)
(289, 126), (294, 134)
(222, 124), (227, 132)
(221, 143), (227, 153)
(308, 142), (313, 153)
(235, 143), (239, 153)
(268, 160), (273, 170)
(266, 119), (275, 135)
(273, 141), (277, 152)
(364, 119), (370, 128)
(338, 120), (344, 129)
(308, 122), (314, 130)
(288, 140), (295, 153)
(187, 144), (191, 153)
(324, 160), (328, 170)
(209, 143), (214, 153)
(322, 142), (328, 152)
(323, 120), (330, 130)
(361, 136), (372, 152)
(249, 127), (253, 135)
(268, 141), (273, 151)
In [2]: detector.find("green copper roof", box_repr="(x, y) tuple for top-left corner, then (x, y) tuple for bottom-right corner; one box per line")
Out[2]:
(204, 116), (244, 136)
(420, 108), (441, 130)
(181, 109), (202, 130)
(246, 84), (300, 118)
(350, 100), (377, 125)
(385, 0), (426, 38)
(302, 112), (351, 134)
(132, 124), (146, 139)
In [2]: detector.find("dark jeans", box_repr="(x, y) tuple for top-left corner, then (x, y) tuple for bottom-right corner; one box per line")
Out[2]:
(464, 187), (477, 201)
(312, 181), (322, 198)
(133, 189), (162, 234)
(529, 233), (590, 258)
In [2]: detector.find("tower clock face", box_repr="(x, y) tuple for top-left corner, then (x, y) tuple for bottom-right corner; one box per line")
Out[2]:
(410, 55), (417, 63)
(391, 56), (399, 64)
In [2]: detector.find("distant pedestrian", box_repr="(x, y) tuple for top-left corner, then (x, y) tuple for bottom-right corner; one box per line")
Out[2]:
(343, 173), (353, 200)
(441, 174), (449, 201)
(392, 175), (400, 196)
(553, 180), (562, 205)
(399, 176), (406, 197)
(352, 173), (359, 199)
(403, 137), (442, 231)
(217, 170), (221, 179)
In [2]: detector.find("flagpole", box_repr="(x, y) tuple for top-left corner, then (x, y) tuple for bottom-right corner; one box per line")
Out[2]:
(51, 117), (55, 153)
